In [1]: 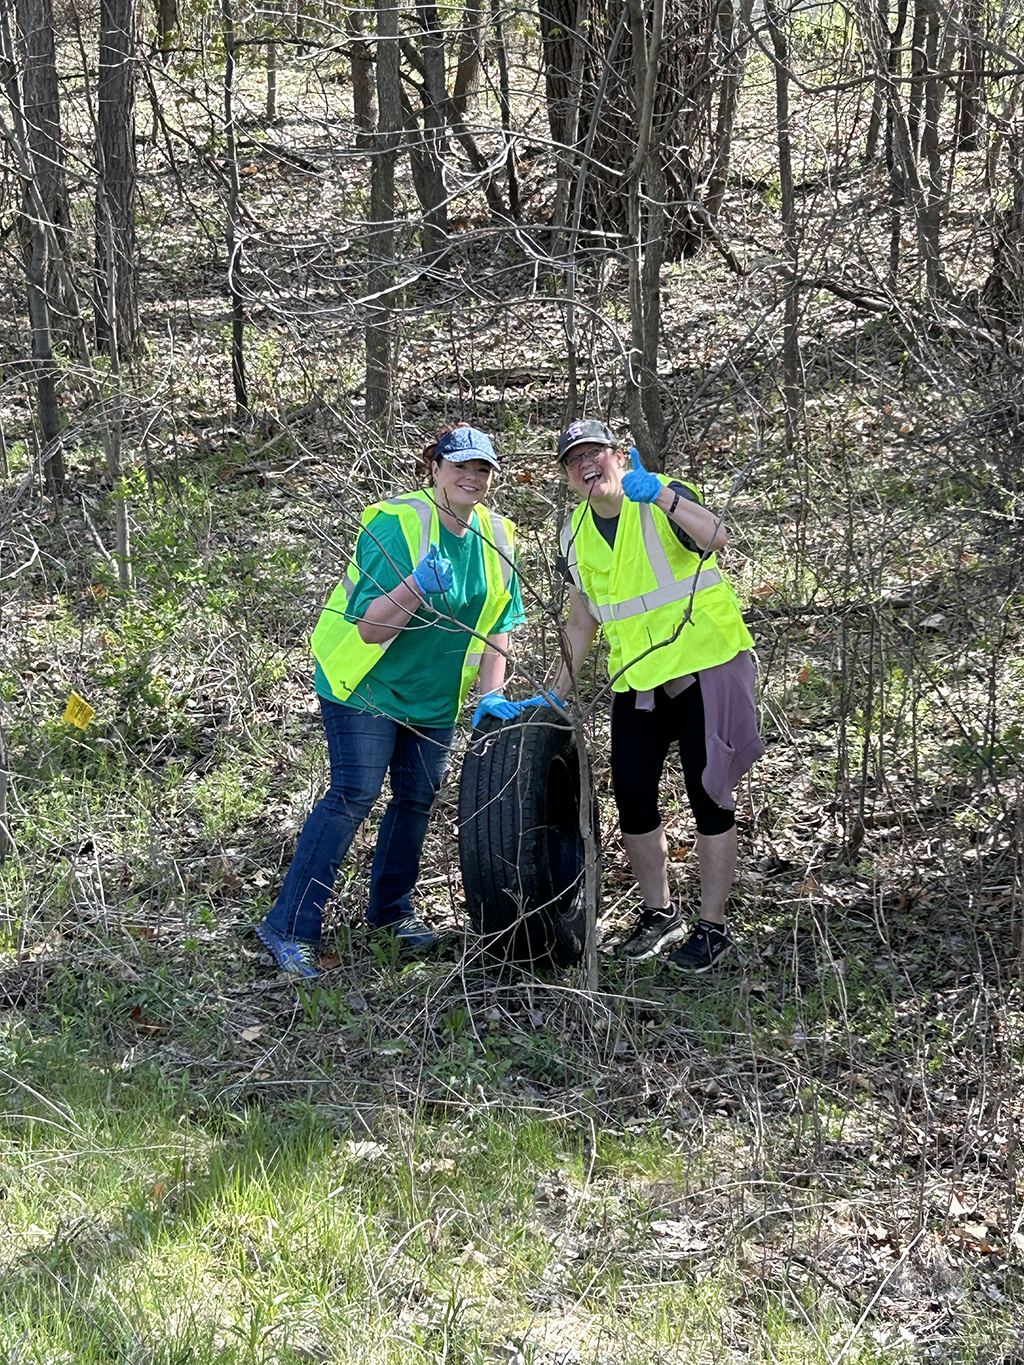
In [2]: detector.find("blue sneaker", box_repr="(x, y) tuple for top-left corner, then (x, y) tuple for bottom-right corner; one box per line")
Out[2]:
(386, 914), (437, 950)
(255, 920), (319, 977)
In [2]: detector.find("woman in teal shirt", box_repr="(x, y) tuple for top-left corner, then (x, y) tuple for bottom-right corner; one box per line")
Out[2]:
(256, 425), (524, 976)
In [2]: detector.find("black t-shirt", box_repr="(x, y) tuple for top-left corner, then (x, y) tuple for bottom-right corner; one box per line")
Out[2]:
(589, 480), (703, 554)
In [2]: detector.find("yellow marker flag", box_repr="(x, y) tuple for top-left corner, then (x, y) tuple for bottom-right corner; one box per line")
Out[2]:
(63, 692), (96, 730)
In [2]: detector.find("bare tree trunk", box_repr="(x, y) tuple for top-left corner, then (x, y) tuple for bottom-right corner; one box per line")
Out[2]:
(266, 1), (278, 123)
(886, 0), (909, 285)
(549, 0), (586, 246)
(765, 0), (800, 450)
(921, 0), (945, 298)
(864, 0), (885, 163)
(907, 0), (928, 156)
(955, 0), (984, 152)
(95, 0), (139, 356)
(347, 4), (376, 145)
(3, 0), (65, 496)
(155, 0), (178, 65)
(539, 0), (578, 148)
(365, 0), (399, 435)
(411, 0), (450, 260)
(490, 0), (519, 220)
(864, 0), (905, 165)
(706, 0), (751, 217)
(14, 0), (68, 281)
(564, 5), (626, 421)
(222, 0), (248, 417)
(624, 0), (665, 468)
(450, 0), (483, 115)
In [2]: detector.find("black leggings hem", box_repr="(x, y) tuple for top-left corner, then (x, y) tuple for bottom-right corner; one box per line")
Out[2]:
(610, 682), (736, 838)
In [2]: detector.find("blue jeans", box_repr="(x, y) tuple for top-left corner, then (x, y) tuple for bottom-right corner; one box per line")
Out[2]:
(264, 699), (454, 944)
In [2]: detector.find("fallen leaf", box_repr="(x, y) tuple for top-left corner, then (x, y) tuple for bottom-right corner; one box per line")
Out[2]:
(955, 1222), (995, 1253)
(130, 1006), (167, 1035)
(945, 1190), (970, 1219)
(240, 1025), (265, 1042)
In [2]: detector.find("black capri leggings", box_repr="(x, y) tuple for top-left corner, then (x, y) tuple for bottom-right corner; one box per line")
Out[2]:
(610, 679), (736, 838)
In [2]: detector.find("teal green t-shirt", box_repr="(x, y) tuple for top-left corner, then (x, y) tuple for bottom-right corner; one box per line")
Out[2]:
(314, 510), (525, 727)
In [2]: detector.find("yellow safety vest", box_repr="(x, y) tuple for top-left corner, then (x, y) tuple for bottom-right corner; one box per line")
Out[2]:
(311, 489), (516, 709)
(560, 475), (753, 691)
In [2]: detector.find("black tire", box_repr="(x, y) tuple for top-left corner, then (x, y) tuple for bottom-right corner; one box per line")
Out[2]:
(457, 706), (596, 968)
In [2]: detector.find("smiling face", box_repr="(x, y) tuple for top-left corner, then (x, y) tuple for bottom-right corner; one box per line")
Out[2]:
(432, 456), (495, 522)
(562, 443), (625, 506)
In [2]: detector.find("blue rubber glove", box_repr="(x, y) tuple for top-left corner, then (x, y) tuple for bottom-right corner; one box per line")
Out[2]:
(505, 690), (565, 717)
(472, 692), (520, 726)
(472, 690), (565, 727)
(621, 446), (662, 503)
(412, 543), (454, 596)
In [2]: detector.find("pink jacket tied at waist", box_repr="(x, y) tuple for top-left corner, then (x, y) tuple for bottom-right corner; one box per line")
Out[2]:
(698, 650), (764, 810)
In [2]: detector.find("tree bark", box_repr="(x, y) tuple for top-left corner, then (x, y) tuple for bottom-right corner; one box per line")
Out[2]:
(549, 0), (586, 245)
(885, 0), (909, 285)
(15, 0), (69, 281)
(541, 0), (719, 261)
(365, 0), (400, 435)
(266, 1), (278, 123)
(347, 4), (376, 144)
(4, 0), (66, 495)
(95, 0), (139, 356)
(624, 0), (666, 468)
(864, 0), (902, 165)
(765, 0), (800, 451)
(490, 0), (519, 219)
(155, 0), (178, 65)
(410, 0), (450, 260)
(450, 0), (483, 116)
(907, 0), (928, 157)
(955, 0), (984, 152)
(920, 0), (945, 298)
(706, 0), (752, 218)
(222, 0), (248, 417)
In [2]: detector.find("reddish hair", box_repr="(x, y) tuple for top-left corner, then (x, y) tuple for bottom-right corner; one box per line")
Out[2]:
(422, 422), (471, 481)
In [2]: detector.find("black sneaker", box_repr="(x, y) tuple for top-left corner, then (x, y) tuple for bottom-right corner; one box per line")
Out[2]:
(667, 920), (734, 973)
(620, 904), (686, 962)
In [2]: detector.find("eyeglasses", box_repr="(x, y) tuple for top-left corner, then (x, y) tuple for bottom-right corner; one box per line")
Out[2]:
(563, 446), (611, 470)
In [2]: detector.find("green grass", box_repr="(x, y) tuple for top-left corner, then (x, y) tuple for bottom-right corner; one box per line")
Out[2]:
(2, 914), (1023, 1363)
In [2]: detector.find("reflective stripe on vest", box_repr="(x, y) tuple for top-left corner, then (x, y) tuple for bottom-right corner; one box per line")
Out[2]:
(559, 498), (721, 618)
(592, 566), (723, 622)
(561, 478), (752, 688)
(377, 494), (513, 591)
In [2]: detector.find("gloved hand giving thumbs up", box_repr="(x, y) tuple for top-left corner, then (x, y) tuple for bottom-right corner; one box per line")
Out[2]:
(620, 446), (662, 503)
(412, 543), (454, 596)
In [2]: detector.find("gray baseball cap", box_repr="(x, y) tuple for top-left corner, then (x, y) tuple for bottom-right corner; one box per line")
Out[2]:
(557, 419), (618, 462)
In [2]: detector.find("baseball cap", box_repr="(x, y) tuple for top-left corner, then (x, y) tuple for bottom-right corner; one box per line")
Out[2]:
(557, 419), (618, 462)
(434, 426), (501, 471)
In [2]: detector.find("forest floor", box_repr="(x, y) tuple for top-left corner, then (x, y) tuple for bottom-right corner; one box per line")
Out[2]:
(1, 42), (1023, 1365)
